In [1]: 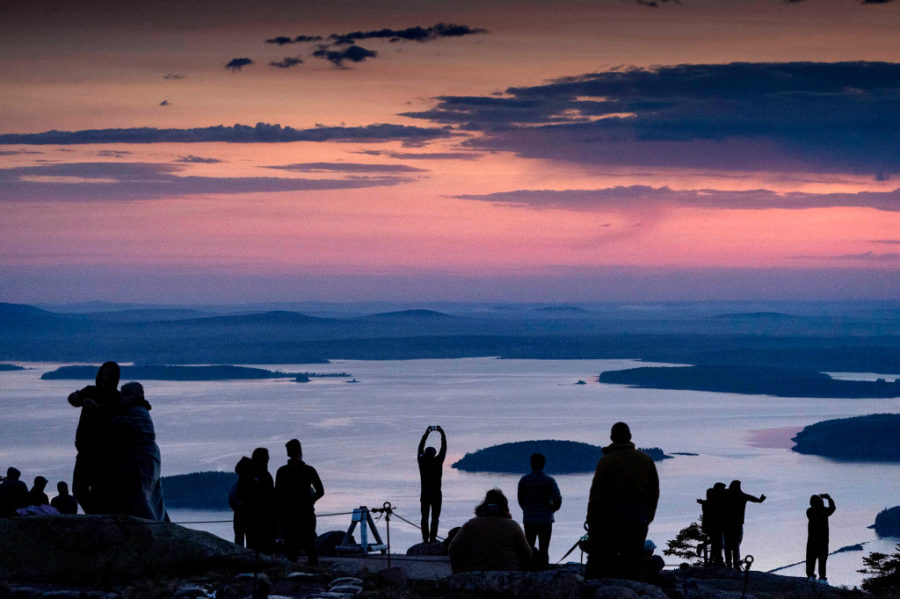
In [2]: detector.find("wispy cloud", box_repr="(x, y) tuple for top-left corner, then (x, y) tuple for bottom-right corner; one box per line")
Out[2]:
(312, 44), (377, 67)
(266, 162), (427, 173)
(97, 150), (132, 158)
(328, 23), (487, 45)
(225, 57), (254, 71)
(269, 57), (303, 69)
(358, 150), (480, 161)
(0, 122), (452, 145)
(0, 162), (412, 203)
(176, 155), (222, 164)
(403, 61), (900, 176)
(162, 73), (184, 80)
(456, 185), (900, 213)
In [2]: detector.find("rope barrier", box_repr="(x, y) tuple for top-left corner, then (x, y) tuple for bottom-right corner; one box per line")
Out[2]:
(174, 510), (357, 525)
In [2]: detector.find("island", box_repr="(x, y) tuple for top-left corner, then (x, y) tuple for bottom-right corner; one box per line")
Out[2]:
(872, 506), (900, 538)
(598, 365), (900, 399)
(0, 364), (25, 371)
(451, 439), (671, 474)
(161, 471), (236, 510)
(41, 365), (296, 381)
(791, 414), (900, 462)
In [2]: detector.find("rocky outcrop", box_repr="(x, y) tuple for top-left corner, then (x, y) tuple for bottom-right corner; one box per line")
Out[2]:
(0, 515), (256, 584)
(443, 570), (580, 599)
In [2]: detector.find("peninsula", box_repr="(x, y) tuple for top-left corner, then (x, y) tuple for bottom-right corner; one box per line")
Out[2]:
(452, 439), (671, 474)
(598, 365), (899, 399)
(41, 364), (295, 381)
(791, 414), (900, 462)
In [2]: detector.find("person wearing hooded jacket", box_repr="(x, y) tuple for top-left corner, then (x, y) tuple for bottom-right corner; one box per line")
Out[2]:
(585, 421), (659, 578)
(449, 488), (532, 573)
(68, 361), (121, 513)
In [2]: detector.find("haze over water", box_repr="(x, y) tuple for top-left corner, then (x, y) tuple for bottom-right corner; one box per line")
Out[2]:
(1, 358), (897, 587)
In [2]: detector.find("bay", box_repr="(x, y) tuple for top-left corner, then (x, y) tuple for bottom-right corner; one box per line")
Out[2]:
(0, 358), (897, 587)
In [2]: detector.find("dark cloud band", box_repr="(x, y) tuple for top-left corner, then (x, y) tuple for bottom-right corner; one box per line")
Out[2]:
(0, 122), (452, 145)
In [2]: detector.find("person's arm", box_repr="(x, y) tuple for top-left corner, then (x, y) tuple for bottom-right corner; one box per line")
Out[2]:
(310, 467), (325, 504)
(551, 478), (562, 512)
(418, 429), (429, 457)
(647, 460), (659, 523)
(748, 492), (766, 503)
(823, 494), (835, 516)
(517, 476), (525, 511)
(437, 426), (447, 461)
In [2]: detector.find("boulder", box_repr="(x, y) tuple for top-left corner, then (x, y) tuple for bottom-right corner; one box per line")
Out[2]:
(406, 541), (446, 556)
(0, 515), (256, 584)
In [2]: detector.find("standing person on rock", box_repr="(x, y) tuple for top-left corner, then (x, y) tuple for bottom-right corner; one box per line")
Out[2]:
(517, 452), (562, 569)
(806, 493), (836, 583)
(245, 447), (276, 553)
(67, 361), (121, 513)
(723, 480), (766, 569)
(585, 421), (660, 579)
(418, 425), (447, 543)
(275, 438), (325, 565)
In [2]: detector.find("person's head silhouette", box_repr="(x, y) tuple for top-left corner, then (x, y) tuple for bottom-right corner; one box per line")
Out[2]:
(57, 481), (70, 495)
(6, 467), (20, 481)
(33, 476), (47, 491)
(286, 438), (302, 459)
(95, 361), (120, 390)
(810, 494), (824, 508)
(251, 447), (269, 468)
(530, 453), (545, 471)
(610, 421), (632, 443)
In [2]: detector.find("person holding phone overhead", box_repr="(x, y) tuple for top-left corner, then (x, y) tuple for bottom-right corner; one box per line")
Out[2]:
(418, 425), (447, 543)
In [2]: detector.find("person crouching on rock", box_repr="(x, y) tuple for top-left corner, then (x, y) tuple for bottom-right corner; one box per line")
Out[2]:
(448, 488), (533, 573)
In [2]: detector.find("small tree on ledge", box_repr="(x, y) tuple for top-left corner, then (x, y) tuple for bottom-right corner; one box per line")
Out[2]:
(663, 520), (709, 566)
(859, 544), (900, 596)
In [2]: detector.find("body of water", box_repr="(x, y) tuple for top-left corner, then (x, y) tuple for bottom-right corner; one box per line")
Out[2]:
(1, 358), (897, 587)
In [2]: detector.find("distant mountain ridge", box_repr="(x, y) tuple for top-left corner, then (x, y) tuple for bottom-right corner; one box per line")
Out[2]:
(2, 301), (898, 371)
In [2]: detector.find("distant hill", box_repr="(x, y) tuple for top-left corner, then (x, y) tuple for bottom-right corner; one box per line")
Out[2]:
(356, 309), (457, 320)
(452, 439), (671, 474)
(63, 308), (213, 322)
(161, 471), (235, 510)
(791, 414), (900, 462)
(872, 506), (900, 537)
(0, 364), (26, 371)
(171, 310), (330, 326)
(598, 365), (900, 398)
(41, 365), (295, 381)
(535, 306), (587, 313)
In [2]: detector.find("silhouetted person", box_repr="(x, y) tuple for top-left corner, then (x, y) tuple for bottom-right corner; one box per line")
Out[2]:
(585, 422), (659, 579)
(230, 456), (254, 547)
(245, 447), (276, 553)
(698, 482), (727, 565)
(50, 481), (78, 515)
(27, 476), (49, 507)
(0, 467), (29, 517)
(68, 361), (121, 513)
(417, 425), (446, 542)
(723, 480), (765, 569)
(517, 452), (562, 569)
(275, 439), (325, 565)
(806, 493), (836, 582)
(448, 488), (532, 573)
(106, 382), (167, 521)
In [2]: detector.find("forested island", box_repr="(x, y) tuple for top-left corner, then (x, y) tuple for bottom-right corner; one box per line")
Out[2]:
(872, 506), (900, 538)
(791, 414), (900, 462)
(41, 364), (296, 381)
(598, 365), (899, 398)
(0, 364), (25, 371)
(161, 471), (236, 510)
(451, 439), (671, 474)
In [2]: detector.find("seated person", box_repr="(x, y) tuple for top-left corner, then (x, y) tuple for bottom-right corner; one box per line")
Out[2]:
(448, 488), (532, 573)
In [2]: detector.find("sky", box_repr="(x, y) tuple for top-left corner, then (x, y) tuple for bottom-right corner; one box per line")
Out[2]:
(1, 0), (898, 304)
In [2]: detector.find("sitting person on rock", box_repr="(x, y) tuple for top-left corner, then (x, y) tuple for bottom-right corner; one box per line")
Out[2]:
(448, 488), (532, 573)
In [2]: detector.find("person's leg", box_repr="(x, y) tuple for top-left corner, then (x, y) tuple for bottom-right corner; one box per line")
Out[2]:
(818, 546), (828, 580)
(304, 512), (319, 566)
(420, 499), (430, 542)
(710, 529), (723, 565)
(806, 542), (815, 578)
(536, 523), (552, 568)
(429, 495), (442, 542)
